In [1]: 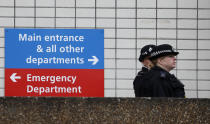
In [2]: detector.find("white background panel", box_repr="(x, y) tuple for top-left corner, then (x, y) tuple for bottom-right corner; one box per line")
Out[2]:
(137, 40), (156, 48)
(117, 60), (135, 69)
(16, 0), (34, 6)
(117, 9), (135, 18)
(117, 19), (136, 28)
(0, 79), (4, 88)
(36, 18), (55, 28)
(185, 90), (197, 98)
(97, 0), (115, 7)
(177, 70), (197, 80)
(177, 40), (196, 49)
(0, 89), (4, 97)
(178, 50), (197, 59)
(117, 89), (134, 97)
(198, 0), (210, 8)
(181, 80), (196, 90)
(117, 39), (135, 48)
(117, 80), (133, 89)
(104, 59), (115, 68)
(117, 69), (136, 79)
(0, 58), (4, 68)
(0, 8), (14, 17)
(198, 91), (210, 98)
(178, 20), (197, 29)
(56, 18), (75, 27)
(0, 18), (14, 27)
(157, 0), (176, 8)
(97, 9), (115, 18)
(104, 49), (115, 59)
(117, 0), (135, 8)
(198, 81), (210, 90)
(105, 79), (115, 89)
(116, 49), (135, 58)
(198, 60), (210, 70)
(16, 18), (34, 27)
(157, 40), (176, 47)
(77, 8), (95, 18)
(0, 69), (4, 78)
(56, 8), (75, 17)
(105, 69), (115, 79)
(177, 60), (197, 70)
(178, 10), (197, 18)
(157, 30), (176, 38)
(137, 0), (156, 8)
(198, 10), (210, 18)
(104, 39), (115, 48)
(0, 48), (4, 57)
(158, 9), (176, 18)
(76, 0), (95, 7)
(97, 19), (115, 28)
(198, 71), (210, 80)
(56, 0), (75, 7)
(138, 19), (156, 28)
(178, 0), (197, 8)
(104, 89), (115, 97)
(198, 51), (210, 59)
(76, 19), (95, 28)
(137, 9), (156, 18)
(0, 38), (5, 47)
(178, 30), (197, 39)
(157, 19), (176, 28)
(198, 40), (210, 49)
(0, 0), (14, 6)
(0, 28), (4, 37)
(138, 29), (156, 38)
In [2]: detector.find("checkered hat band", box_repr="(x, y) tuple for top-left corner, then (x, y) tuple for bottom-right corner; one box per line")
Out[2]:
(142, 52), (148, 55)
(151, 50), (172, 57)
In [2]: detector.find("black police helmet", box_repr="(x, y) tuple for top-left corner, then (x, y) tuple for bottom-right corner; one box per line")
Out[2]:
(149, 44), (179, 60)
(139, 44), (156, 62)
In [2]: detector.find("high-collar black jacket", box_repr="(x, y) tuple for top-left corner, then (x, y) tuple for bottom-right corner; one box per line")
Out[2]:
(133, 67), (149, 97)
(134, 66), (185, 97)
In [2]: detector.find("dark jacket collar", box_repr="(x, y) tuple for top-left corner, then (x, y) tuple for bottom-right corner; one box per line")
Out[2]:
(142, 66), (149, 72)
(152, 66), (168, 72)
(151, 66), (171, 78)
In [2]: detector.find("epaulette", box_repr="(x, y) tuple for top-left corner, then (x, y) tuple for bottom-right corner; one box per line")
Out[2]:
(160, 71), (166, 79)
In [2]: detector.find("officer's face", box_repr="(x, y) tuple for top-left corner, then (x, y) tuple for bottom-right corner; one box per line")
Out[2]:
(143, 57), (154, 69)
(158, 55), (176, 71)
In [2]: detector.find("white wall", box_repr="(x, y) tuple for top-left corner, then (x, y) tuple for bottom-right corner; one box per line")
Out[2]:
(0, 0), (210, 98)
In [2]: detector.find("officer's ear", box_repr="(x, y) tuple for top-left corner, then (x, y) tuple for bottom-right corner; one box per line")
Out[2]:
(157, 56), (165, 64)
(157, 58), (162, 64)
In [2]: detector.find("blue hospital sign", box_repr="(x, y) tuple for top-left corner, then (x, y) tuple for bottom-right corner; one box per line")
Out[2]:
(5, 29), (104, 97)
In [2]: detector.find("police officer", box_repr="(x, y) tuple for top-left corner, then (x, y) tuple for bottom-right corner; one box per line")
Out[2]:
(140, 44), (185, 97)
(133, 44), (156, 97)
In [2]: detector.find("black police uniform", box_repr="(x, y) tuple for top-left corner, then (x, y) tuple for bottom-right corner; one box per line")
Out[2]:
(138, 44), (186, 97)
(140, 66), (185, 97)
(133, 44), (156, 97)
(133, 67), (149, 97)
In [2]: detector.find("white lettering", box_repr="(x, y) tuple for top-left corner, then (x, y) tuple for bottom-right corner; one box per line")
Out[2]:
(44, 35), (84, 42)
(27, 74), (77, 84)
(19, 33), (41, 41)
(26, 85), (82, 95)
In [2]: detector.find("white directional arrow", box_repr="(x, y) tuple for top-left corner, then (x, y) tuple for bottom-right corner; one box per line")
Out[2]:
(10, 73), (21, 82)
(88, 56), (99, 65)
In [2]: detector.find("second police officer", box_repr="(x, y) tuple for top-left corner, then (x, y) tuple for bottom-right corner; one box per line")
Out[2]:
(133, 44), (156, 97)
